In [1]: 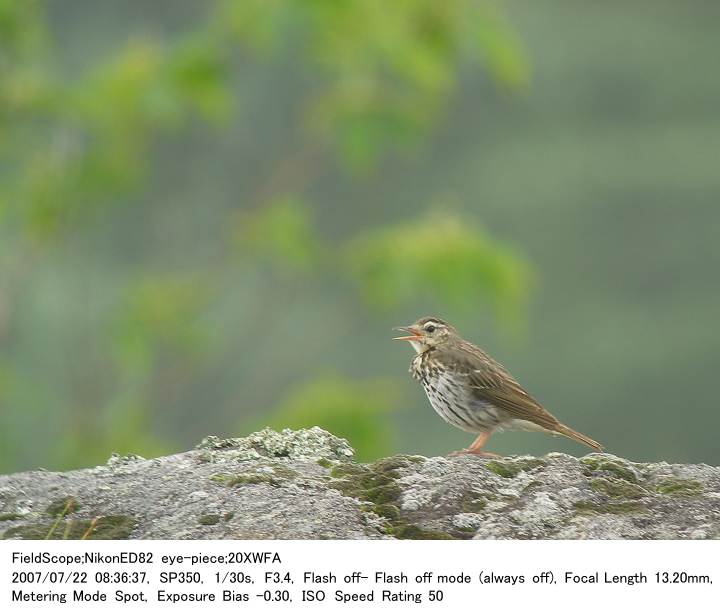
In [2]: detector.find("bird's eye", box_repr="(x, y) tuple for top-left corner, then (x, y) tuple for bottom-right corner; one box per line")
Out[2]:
(425, 324), (436, 333)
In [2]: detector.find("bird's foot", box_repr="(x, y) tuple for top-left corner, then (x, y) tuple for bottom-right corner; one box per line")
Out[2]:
(447, 449), (501, 459)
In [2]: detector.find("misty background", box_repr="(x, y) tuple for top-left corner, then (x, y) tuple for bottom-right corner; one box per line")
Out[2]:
(1, 0), (719, 473)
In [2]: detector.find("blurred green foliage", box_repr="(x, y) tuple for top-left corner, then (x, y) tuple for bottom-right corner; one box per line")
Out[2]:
(0, 0), (529, 472)
(2, 0), (719, 470)
(1, 10), (229, 238)
(348, 210), (530, 323)
(232, 197), (320, 272)
(218, 0), (528, 167)
(110, 274), (213, 373)
(255, 376), (400, 460)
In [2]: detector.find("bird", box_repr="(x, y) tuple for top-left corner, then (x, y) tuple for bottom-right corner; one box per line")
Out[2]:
(393, 316), (603, 457)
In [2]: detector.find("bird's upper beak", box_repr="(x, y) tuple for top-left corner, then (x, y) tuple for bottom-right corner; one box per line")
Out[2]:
(392, 325), (422, 341)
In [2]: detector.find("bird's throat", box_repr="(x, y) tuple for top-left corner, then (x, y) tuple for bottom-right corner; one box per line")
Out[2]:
(409, 340), (429, 354)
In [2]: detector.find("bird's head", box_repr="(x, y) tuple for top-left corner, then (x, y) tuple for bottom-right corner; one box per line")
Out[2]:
(393, 316), (458, 354)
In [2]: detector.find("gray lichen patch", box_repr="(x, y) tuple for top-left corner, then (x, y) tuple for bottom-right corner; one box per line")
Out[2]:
(195, 435), (246, 450)
(196, 450), (215, 463)
(106, 453), (146, 467)
(196, 427), (354, 462)
(452, 512), (485, 533)
(3, 515), (137, 540)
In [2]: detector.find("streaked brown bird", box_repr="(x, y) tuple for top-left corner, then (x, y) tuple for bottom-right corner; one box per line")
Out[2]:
(394, 316), (603, 457)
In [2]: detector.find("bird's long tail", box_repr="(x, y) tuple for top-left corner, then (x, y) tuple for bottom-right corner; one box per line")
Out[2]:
(554, 424), (603, 452)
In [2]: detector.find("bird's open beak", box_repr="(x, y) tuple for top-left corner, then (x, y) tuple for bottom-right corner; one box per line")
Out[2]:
(393, 326), (422, 341)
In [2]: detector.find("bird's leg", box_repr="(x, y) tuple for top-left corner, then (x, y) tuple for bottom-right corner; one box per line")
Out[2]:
(448, 431), (501, 458)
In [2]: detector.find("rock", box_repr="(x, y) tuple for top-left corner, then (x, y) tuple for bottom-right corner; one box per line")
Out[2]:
(0, 427), (718, 539)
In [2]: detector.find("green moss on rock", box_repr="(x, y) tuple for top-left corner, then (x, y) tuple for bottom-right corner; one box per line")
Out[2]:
(329, 463), (365, 479)
(521, 480), (543, 493)
(581, 458), (637, 483)
(365, 483), (402, 504)
(210, 473), (280, 487)
(654, 479), (703, 497)
(3, 515), (137, 540)
(459, 492), (487, 513)
(330, 456), (475, 539)
(589, 478), (648, 499)
(210, 464), (297, 488)
(0, 513), (26, 521)
(266, 464), (299, 480)
(484, 458), (545, 479)
(361, 503), (401, 521)
(372, 504), (401, 520)
(198, 514), (221, 526)
(46, 497), (80, 516)
(371, 455), (422, 475)
(573, 501), (647, 516)
(388, 524), (455, 540)
(329, 472), (400, 503)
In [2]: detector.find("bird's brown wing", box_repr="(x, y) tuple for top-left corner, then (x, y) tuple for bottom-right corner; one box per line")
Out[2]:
(448, 344), (562, 432)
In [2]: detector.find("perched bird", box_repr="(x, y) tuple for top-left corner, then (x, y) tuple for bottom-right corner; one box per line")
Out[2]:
(394, 316), (603, 457)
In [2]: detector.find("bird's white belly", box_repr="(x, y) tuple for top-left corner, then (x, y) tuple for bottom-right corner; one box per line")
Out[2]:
(421, 372), (504, 433)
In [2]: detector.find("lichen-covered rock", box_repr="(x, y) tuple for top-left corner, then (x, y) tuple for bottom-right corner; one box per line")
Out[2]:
(1, 428), (718, 539)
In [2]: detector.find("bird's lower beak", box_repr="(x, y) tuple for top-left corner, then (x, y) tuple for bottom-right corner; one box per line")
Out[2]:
(393, 326), (421, 341)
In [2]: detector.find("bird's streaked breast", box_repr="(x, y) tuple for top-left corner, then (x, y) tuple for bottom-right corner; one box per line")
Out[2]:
(411, 351), (504, 433)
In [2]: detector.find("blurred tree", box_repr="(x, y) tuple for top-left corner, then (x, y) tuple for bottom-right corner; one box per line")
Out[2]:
(0, 0), (530, 471)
